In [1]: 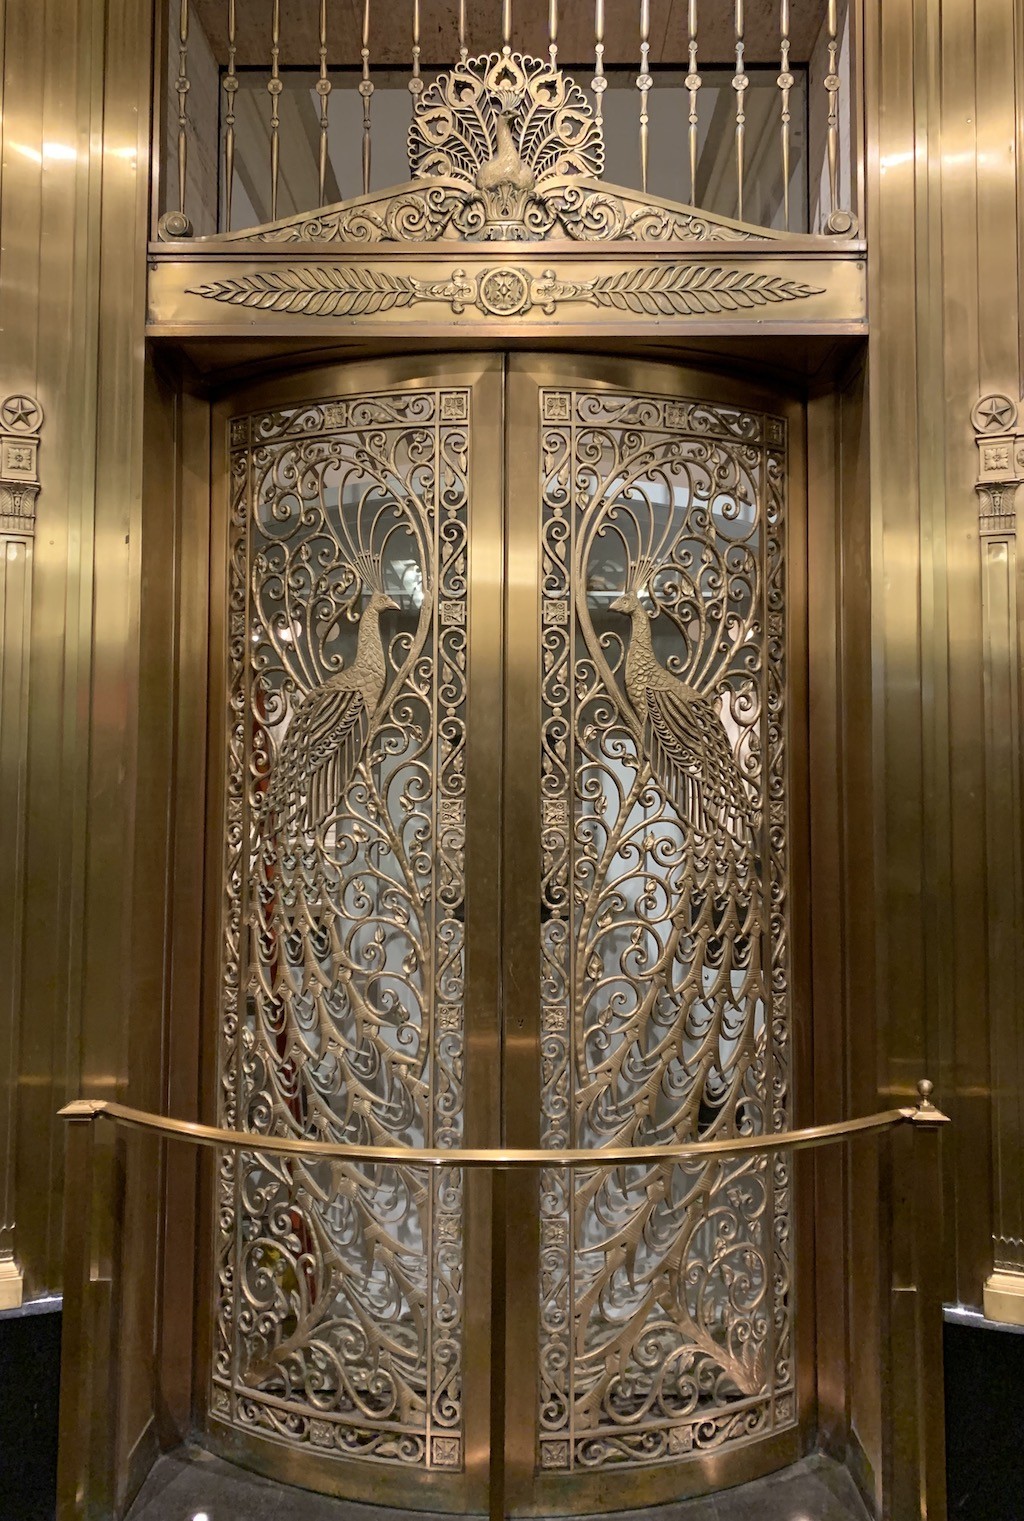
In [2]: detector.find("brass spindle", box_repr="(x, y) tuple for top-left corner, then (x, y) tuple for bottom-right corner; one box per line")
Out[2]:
(685, 0), (700, 206)
(778, 0), (792, 229)
(502, 0), (512, 49)
(409, 0), (422, 115)
(825, 0), (841, 225)
(175, 0), (190, 221)
(223, 0), (237, 229)
(458, 0), (468, 61)
(268, 0), (281, 221)
(637, 0), (652, 194)
(317, 0), (331, 207)
(548, 0), (558, 70)
(592, 0), (606, 119)
(733, 0), (747, 221)
(360, 0), (374, 195)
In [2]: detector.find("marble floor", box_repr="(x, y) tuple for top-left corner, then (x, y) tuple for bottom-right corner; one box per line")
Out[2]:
(127, 1447), (871, 1521)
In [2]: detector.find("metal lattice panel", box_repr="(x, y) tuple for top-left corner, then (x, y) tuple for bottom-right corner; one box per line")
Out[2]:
(216, 388), (470, 1470)
(536, 389), (793, 1470)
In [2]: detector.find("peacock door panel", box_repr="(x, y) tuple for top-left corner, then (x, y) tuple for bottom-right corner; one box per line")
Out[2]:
(212, 367), (503, 1506)
(525, 375), (795, 1478)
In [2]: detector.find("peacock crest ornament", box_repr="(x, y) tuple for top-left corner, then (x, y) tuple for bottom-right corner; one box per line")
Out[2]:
(408, 48), (604, 239)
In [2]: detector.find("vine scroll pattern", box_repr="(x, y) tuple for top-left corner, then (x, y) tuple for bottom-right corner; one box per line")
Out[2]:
(216, 389), (470, 1470)
(536, 389), (793, 1471)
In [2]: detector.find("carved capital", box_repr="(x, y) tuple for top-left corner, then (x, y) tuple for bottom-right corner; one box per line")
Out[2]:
(0, 393), (43, 538)
(972, 392), (1023, 537)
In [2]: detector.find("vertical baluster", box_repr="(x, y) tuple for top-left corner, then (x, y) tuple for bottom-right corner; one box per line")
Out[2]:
(637, 0), (651, 195)
(548, 0), (558, 70)
(223, 0), (237, 229)
(409, 0), (422, 117)
(778, 0), (792, 230)
(458, 0), (468, 62)
(825, 0), (841, 226)
(502, 0), (512, 50)
(175, 0), (190, 222)
(268, 0), (281, 221)
(362, 0), (372, 196)
(733, 0), (747, 221)
(592, 0), (606, 120)
(685, 0), (700, 206)
(317, 0), (331, 207)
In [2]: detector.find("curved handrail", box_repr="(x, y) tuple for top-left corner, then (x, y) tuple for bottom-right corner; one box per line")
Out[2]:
(58, 1084), (947, 1170)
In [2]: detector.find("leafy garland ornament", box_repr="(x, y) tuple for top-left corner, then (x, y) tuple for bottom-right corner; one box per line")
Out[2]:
(189, 264), (825, 319)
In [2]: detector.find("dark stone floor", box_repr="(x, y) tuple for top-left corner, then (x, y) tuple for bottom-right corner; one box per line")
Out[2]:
(127, 1446), (870, 1521)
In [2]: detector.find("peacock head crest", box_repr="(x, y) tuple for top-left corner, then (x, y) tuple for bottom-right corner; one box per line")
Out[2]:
(611, 556), (659, 615)
(350, 551), (397, 612)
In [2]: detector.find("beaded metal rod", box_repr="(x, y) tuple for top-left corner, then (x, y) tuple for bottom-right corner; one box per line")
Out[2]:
(360, 0), (374, 195)
(686, 0), (700, 206)
(175, 0), (189, 220)
(409, 0), (422, 119)
(592, 0), (606, 120)
(268, 0), (281, 221)
(826, 0), (841, 224)
(779, 0), (793, 229)
(733, 0), (748, 221)
(317, 0), (331, 207)
(223, 0), (237, 229)
(637, 0), (652, 194)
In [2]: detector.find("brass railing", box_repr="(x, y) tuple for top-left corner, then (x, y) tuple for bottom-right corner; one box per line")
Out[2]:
(56, 1082), (948, 1520)
(158, 0), (857, 239)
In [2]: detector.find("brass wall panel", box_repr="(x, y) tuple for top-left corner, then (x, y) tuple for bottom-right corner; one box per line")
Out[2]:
(0, 0), (154, 1314)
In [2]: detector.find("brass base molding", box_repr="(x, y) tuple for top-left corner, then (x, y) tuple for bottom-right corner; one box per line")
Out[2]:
(983, 1270), (1024, 1327)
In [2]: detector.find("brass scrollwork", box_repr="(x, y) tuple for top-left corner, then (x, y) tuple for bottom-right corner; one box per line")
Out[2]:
(218, 389), (469, 1468)
(537, 389), (792, 1469)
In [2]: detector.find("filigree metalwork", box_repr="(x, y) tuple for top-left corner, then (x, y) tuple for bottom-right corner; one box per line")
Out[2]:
(198, 49), (799, 247)
(248, 180), (763, 246)
(190, 264), (823, 319)
(217, 389), (470, 1468)
(537, 389), (792, 1470)
(408, 49), (602, 239)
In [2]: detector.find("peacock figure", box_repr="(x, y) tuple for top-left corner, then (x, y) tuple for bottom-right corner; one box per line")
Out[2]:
(265, 552), (397, 835)
(610, 556), (755, 844)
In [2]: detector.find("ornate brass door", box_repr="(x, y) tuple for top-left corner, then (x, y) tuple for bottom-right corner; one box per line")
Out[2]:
(208, 353), (804, 1514)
